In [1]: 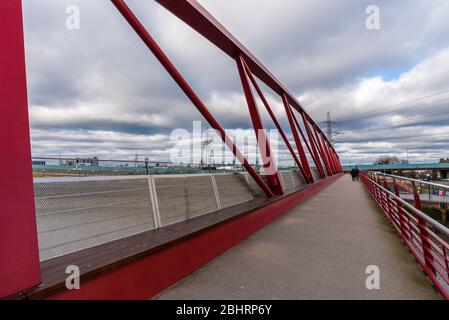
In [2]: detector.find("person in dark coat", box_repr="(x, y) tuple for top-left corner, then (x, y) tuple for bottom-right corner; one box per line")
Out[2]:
(350, 168), (357, 182)
(355, 166), (360, 181)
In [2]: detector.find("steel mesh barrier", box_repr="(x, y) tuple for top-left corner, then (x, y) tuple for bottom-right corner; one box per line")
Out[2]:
(311, 168), (321, 182)
(214, 173), (253, 208)
(244, 173), (271, 198)
(34, 171), (310, 262)
(153, 175), (218, 226)
(291, 171), (306, 187)
(35, 176), (155, 261)
(280, 171), (295, 191)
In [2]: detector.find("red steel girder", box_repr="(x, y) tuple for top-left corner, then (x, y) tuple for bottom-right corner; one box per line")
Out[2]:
(239, 58), (306, 180)
(112, 0), (274, 197)
(236, 55), (284, 195)
(312, 124), (332, 176)
(300, 113), (326, 179)
(306, 120), (329, 177)
(321, 134), (336, 175)
(281, 94), (314, 184)
(290, 109), (323, 179)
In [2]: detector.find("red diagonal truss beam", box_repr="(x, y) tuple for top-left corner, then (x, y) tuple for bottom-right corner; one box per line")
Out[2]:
(112, 0), (275, 197)
(239, 58), (307, 180)
(281, 94), (314, 183)
(113, 0), (341, 187)
(299, 112), (326, 179)
(154, 0), (338, 152)
(237, 55), (284, 195)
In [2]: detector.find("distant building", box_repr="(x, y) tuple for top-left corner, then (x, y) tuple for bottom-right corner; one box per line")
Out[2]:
(440, 158), (449, 164)
(32, 160), (45, 165)
(64, 157), (99, 166)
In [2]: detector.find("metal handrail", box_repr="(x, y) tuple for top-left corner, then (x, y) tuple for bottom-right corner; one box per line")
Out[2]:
(375, 172), (449, 190)
(370, 174), (449, 235)
(360, 172), (449, 299)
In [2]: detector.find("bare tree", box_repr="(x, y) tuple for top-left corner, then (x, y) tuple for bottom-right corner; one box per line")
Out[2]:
(374, 156), (401, 165)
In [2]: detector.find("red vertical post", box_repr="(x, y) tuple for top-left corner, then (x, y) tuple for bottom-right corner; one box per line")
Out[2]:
(289, 112), (318, 173)
(290, 111), (324, 180)
(331, 149), (341, 173)
(320, 132), (335, 175)
(311, 124), (332, 175)
(325, 139), (338, 174)
(411, 181), (436, 275)
(392, 178), (408, 240)
(0, 0), (41, 298)
(240, 59), (306, 179)
(236, 55), (283, 195)
(301, 115), (325, 178)
(303, 118), (326, 178)
(281, 94), (313, 183)
(327, 144), (337, 173)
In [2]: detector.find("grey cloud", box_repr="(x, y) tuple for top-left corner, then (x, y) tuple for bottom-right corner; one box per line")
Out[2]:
(23, 0), (449, 164)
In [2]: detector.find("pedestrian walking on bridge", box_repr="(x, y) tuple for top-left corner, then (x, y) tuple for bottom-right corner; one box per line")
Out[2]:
(350, 167), (360, 182)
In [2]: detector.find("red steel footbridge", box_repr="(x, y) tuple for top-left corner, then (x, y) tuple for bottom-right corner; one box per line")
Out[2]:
(0, 0), (447, 300)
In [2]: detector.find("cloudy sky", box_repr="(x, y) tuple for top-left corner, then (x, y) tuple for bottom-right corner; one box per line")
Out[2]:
(22, 0), (449, 166)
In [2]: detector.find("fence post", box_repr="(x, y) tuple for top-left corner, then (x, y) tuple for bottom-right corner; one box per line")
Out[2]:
(392, 178), (408, 240)
(148, 176), (162, 228)
(210, 173), (222, 210)
(411, 181), (436, 275)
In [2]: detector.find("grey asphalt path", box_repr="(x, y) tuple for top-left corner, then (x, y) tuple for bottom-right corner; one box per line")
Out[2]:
(156, 175), (441, 300)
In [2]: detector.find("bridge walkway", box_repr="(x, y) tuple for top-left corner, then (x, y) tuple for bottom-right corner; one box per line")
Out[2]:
(156, 175), (441, 300)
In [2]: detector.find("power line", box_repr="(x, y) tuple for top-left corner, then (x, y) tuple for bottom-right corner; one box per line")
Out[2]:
(335, 131), (449, 143)
(335, 88), (449, 121)
(323, 89), (449, 124)
(391, 109), (449, 127)
(335, 96), (449, 125)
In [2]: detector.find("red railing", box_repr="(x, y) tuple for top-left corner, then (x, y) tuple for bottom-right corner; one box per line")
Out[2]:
(361, 172), (449, 299)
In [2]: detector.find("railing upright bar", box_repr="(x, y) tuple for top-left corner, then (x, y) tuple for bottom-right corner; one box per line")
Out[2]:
(392, 178), (408, 240)
(411, 180), (437, 276)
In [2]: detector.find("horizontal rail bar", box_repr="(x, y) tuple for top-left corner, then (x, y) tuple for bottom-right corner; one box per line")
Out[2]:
(370, 179), (449, 236)
(376, 172), (449, 191)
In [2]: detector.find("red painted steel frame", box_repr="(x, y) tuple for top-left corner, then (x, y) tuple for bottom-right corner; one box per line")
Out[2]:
(290, 112), (314, 164)
(300, 113), (326, 179)
(0, 0), (41, 297)
(320, 132), (336, 175)
(154, 0), (338, 152)
(152, 0), (340, 165)
(237, 55), (284, 195)
(309, 123), (330, 176)
(239, 59), (306, 179)
(111, 0), (274, 197)
(0, 0), (343, 299)
(45, 175), (342, 300)
(290, 109), (324, 180)
(281, 94), (314, 183)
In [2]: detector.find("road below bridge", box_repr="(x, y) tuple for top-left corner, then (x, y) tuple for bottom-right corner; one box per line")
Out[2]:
(156, 175), (441, 300)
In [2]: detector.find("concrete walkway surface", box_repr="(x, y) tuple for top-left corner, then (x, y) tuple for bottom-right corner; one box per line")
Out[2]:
(156, 175), (441, 300)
